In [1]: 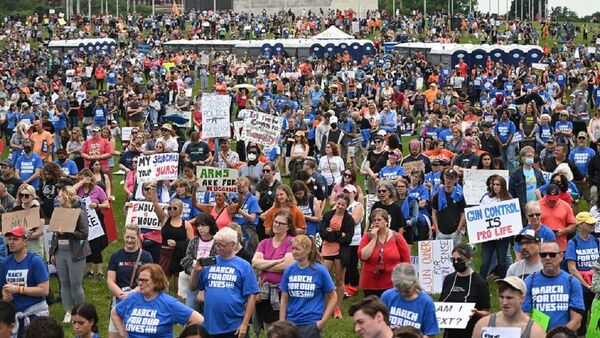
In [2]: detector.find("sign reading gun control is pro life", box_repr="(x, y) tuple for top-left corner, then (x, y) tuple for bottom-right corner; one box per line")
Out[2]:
(136, 153), (179, 184)
(196, 166), (238, 193)
(465, 198), (523, 244)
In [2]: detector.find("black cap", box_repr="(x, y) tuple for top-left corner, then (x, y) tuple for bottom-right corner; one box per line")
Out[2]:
(0, 159), (11, 167)
(444, 169), (458, 178)
(514, 229), (541, 243)
(152, 124), (160, 130)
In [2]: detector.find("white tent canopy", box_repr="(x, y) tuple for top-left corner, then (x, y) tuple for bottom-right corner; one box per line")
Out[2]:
(312, 26), (354, 40)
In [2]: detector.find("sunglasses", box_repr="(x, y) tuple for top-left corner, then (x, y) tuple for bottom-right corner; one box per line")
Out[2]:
(377, 190), (388, 193)
(144, 188), (152, 192)
(528, 213), (541, 217)
(539, 252), (560, 258)
(263, 169), (272, 173)
(19, 194), (31, 198)
(167, 207), (178, 211)
(343, 173), (352, 177)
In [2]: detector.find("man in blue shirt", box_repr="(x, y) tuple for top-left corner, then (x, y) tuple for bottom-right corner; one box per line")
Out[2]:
(232, 177), (261, 255)
(569, 132), (596, 205)
(523, 241), (584, 331)
(14, 138), (43, 190)
(55, 149), (78, 180)
(494, 110), (517, 173)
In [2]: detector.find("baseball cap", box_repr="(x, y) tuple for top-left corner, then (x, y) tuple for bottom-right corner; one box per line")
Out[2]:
(90, 125), (101, 132)
(161, 123), (173, 131)
(431, 158), (442, 166)
(343, 185), (357, 194)
(5, 226), (27, 238)
(444, 168), (458, 178)
(545, 184), (561, 201)
(547, 136), (555, 143)
(577, 131), (587, 139)
(329, 116), (338, 124)
(495, 276), (527, 295)
(0, 159), (12, 167)
(56, 149), (67, 155)
(152, 123), (160, 130)
(514, 229), (541, 243)
(508, 104), (517, 111)
(576, 211), (598, 225)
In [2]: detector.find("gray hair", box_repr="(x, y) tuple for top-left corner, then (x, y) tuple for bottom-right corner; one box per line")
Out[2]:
(377, 181), (397, 201)
(525, 201), (540, 214)
(214, 227), (238, 244)
(391, 263), (420, 292)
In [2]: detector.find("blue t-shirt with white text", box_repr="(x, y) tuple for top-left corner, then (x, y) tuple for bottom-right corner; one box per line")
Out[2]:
(380, 289), (440, 336)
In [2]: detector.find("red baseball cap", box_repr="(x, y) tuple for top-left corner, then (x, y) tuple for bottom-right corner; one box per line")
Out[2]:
(5, 226), (27, 238)
(545, 184), (561, 201)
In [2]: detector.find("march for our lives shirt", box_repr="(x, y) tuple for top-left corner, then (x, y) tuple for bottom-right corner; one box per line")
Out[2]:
(0, 252), (49, 312)
(494, 120), (516, 143)
(280, 262), (335, 325)
(566, 234), (599, 271)
(115, 291), (192, 338)
(232, 194), (260, 227)
(380, 289), (440, 336)
(568, 147), (596, 176)
(198, 255), (259, 335)
(523, 271), (584, 330)
(15, 153), (43, 189)
(379, 165), (406, 181)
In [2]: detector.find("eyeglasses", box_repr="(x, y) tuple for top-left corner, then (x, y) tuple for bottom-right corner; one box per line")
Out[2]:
(19, 194), (31, 198)
(396, 185), (407, 188)
(343, 173), (352, 177)
(374, 140), (382, 144)
(263, 169), (272, 173)
(138, 278), (150, 283)
(144, 188), (152, 192)
(273, 221), (288, 227)
(539, 252), (560, 258)
(167, 207), (178, 211)
(377, 190), (388, 194)
(527, 213), (541, 217)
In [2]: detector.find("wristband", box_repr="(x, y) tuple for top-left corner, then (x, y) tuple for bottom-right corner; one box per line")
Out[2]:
(20, 286), (24, 294)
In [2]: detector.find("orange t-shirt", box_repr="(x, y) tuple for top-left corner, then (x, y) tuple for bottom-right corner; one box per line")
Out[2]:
(539, 198), (575, 251)
(264, 205), (307, 233)
(322, 214), (343, 257)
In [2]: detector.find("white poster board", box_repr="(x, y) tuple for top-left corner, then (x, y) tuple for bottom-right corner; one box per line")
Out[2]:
(465, 198), (523, 244)
(136, 153), (179, 184)
(463, 169), (509, 205)
(480, 327), (521, 338)
(434, 302), (476, 329)
(240, 110), (283, 148)
(201, 94), (231, 139)
(417, 240), (453, 294)
(82, 197), (104, 241)
(364, 194), (378, 223)
(122, 127), (134, 141)
(196, 166), (238, 193)
(125, 201), (169, 230)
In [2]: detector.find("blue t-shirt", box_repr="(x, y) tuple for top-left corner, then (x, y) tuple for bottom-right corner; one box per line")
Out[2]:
(93, 106), (108, 126)
(523, 271), (584, 330)
(379, 165), (406, 181)
(56, 159), (79, 176)
(15, 153), (43, 189)
(380, 289), (440, 336)
(170, 196), (200, 221)
(115, 291), (192, 338)
(438, 129), (453, 144)
(0, 252), (49, 312)
(494, 120), (516, 143)
(280, 262), (336, 325)
(568, 147), (596, 176)
(232, 194), (261, 227)
(514, 224), (556, 254)
(536, 125), (553, 145)
(197, 255), (259, 335)
(565, 234), (599, 271)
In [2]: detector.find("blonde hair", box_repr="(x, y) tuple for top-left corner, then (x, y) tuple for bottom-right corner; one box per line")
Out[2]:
(292, 235), (322, 265)
(58, 186), (78, 208)
(16, 184), (37, 205)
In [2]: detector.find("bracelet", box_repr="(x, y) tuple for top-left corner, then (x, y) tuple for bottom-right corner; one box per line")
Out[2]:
(19, 286), (24, 294)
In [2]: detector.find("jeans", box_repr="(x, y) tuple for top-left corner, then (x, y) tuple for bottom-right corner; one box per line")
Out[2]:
(55, 245), (85, 312)
(68, 115), (79, 129)
(501, 142), (517, 173)
(479, 237), (512, 279)
(436, 231), (461, 247)
(185, 289), (203, 313)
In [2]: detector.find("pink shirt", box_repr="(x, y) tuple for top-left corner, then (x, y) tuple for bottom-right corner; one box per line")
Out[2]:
(256, 235), (293, 284)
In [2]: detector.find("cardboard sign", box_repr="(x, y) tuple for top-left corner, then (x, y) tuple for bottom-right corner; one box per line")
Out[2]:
(48, 208), (81, 233)
(81, 197), (104, 241)
(122, 127), (134, 141)
(418, 240), (453, 294)
(435, 302), (476, 329)
(196, 166), (238, 193)
(463, 169), (509, 205)
(481, 327), (521, 338)
(241, 110), (283, 148)
(402, 160), (425, 174)
(233, 121), (243, 140)
(465, 198), (523, 244)
(201, 94), (231, 139)
(136, 153), (179, 184)
(1, 208), (40, 234)
(125, 201), (168, 230)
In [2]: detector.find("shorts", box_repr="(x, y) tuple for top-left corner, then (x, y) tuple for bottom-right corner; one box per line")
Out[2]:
(323, 254), (340, 261)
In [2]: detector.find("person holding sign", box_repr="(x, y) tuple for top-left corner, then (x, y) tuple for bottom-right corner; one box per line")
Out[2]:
(471, 276), (545, 338)
(11, 184), (45, 258)
(48, 187), (91, 324)
(440, 244), (490, 338)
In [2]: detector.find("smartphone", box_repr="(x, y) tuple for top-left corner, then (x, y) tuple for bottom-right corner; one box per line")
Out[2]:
(198, 256), (217, 267)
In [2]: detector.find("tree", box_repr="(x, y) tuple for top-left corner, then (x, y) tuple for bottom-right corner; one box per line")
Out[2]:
(550, 6), (579, 22)
(379, 0), (478, 16)
(507, 0), (548, 20)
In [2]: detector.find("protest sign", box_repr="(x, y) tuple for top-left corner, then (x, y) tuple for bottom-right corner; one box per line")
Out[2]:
(233, 121), (243, 140)
(42, 224), (57, 274)
(2, 208), (40, 234)
(125, 201), (169, 230)
(586, 299), (600, 337)
(201, 94), (231, 139)
(241, 110), (283, 148)
(82, 197), (104, 241)
(418, 240), (453, 294)
(364, 194), (378, 223)
(480, 327), (521, 338)
(465, 198), (523, 244)
(196, 166), (238, 193)
(410, 255), (419, 271)
(48, 208), (81, 233)
(122, 127), (134, 141)
(136, 153), (179, 184)
(434, 302), (476, 329)
(402, 160), (425, 174)
(463, 169), (509, 205)
(541, 171), (552, 184)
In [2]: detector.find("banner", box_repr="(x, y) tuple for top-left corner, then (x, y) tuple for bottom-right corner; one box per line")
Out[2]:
(402, 160), (425, 174)
(125, 201), (168, 230)
(418, 240), (453, 294)
(465, 198), (523, 244)
(201, 94), (231, 139)
(1, 208), (40, 234)
(434, 302), (476, 329)
(241, 110), (283, 148)
(480, 327), (520, 338)
(463, 169), (509, 205)
(82, 197), (104, 241)
(122, 127), (134, 141)
(48, 208), (81, 233)
(196, 166), (238, 193)
(136, 153), (179, 184)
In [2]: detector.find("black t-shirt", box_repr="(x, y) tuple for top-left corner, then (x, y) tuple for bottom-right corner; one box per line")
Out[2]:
(186, 141), (211, 162)
(370, 201), (407, 232)
(107, 248), (154, 289)
(440, 272), (491, 338)
(366, 150), (389, 174)
(0, 176), (22, 198)
(432, 190), (466, 234)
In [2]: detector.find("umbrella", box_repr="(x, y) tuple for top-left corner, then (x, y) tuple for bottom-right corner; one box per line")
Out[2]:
(233, 84), (256, 92)
(163, 113), (189, 125)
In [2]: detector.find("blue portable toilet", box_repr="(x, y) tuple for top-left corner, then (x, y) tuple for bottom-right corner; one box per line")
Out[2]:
(78, 43), (85, 53)
(349, 43), (363, 60)
(471, 48), (487, 67)
(86, 43), (94, 54)
(273, 43), (284, 55)
(526, 47), (543, 64)
(363, 42), (375, 56)
(490, 48), (505, 64)
(451, 48), (470, 68)
(310, 44), (323, 58)
(261, 43), (272, 54)
(324, 43), (336, 57)
(508, 48), (524, 66)
(338, 42), (349, 56)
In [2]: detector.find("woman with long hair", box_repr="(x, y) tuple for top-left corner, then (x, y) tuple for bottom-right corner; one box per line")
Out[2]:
(341, 184), (365, 298)
(479, 175), (513, 279)
(71, 302), (99, 338)
(292, 181), (322, 237)
(123, 156), (138, 199)
(13, 183), (45, 257)
(39, 162), (63, 222)
(252, 210), (296, 330)
(279, 235), (337, 337)
(330, 169), (364, 208)
(100, 126), (116, 185)
(89, 157), (118, 242)
(49, 187), (91, 323)
(319, 193), (355, 319)
(195, 191), (238, 230)
(289, 130), (309, 183)
(476, 152), (494, 170)
(9, 121), (28, 167)
(318, 141), (345, 195)
(263, 185), (307, 236)
(72, 169), (110, 279)
(89, 159), (111, 198)
(66, 127), (85, 171)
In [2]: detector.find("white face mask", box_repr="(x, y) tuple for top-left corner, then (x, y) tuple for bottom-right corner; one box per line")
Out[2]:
(247, 153), (257, 161)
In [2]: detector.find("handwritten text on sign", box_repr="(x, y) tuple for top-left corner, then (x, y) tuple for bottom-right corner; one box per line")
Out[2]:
(241, 110), (283, 148)
(196, 166), (238, 193)
(465, 198), (523, 244)
(125, 201), (169, 230)
(418, 240), (453, 294)
(463, 169), (509, 205)
(201, 95), (231, 139)
(82, 197), (104, 241)
(434, 302), (475, 329)
(136, 153), (179, 184)
(481, 327), (521, 338)
(1, 208), (40, 234)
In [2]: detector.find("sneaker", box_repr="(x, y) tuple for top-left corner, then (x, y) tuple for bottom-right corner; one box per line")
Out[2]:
(96, 272), (105, 281)
(346, 285), (357, 297)
(334, 307), (343, 319)
(63, 312), (71, 324)
(85, 271), (94, 278)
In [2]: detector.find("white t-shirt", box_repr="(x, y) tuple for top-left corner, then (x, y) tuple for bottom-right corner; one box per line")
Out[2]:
(318, 155), (345, 186)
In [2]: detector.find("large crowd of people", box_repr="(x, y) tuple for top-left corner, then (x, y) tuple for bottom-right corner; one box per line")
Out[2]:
(0, 5), (599, 338)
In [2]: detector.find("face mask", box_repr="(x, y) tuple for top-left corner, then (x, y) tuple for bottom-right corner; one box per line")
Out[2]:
(524, 157), (534, 165)
(23, 146), (32, 153)
(247, 153), (257, 161)
(453, 261), (468, 273)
